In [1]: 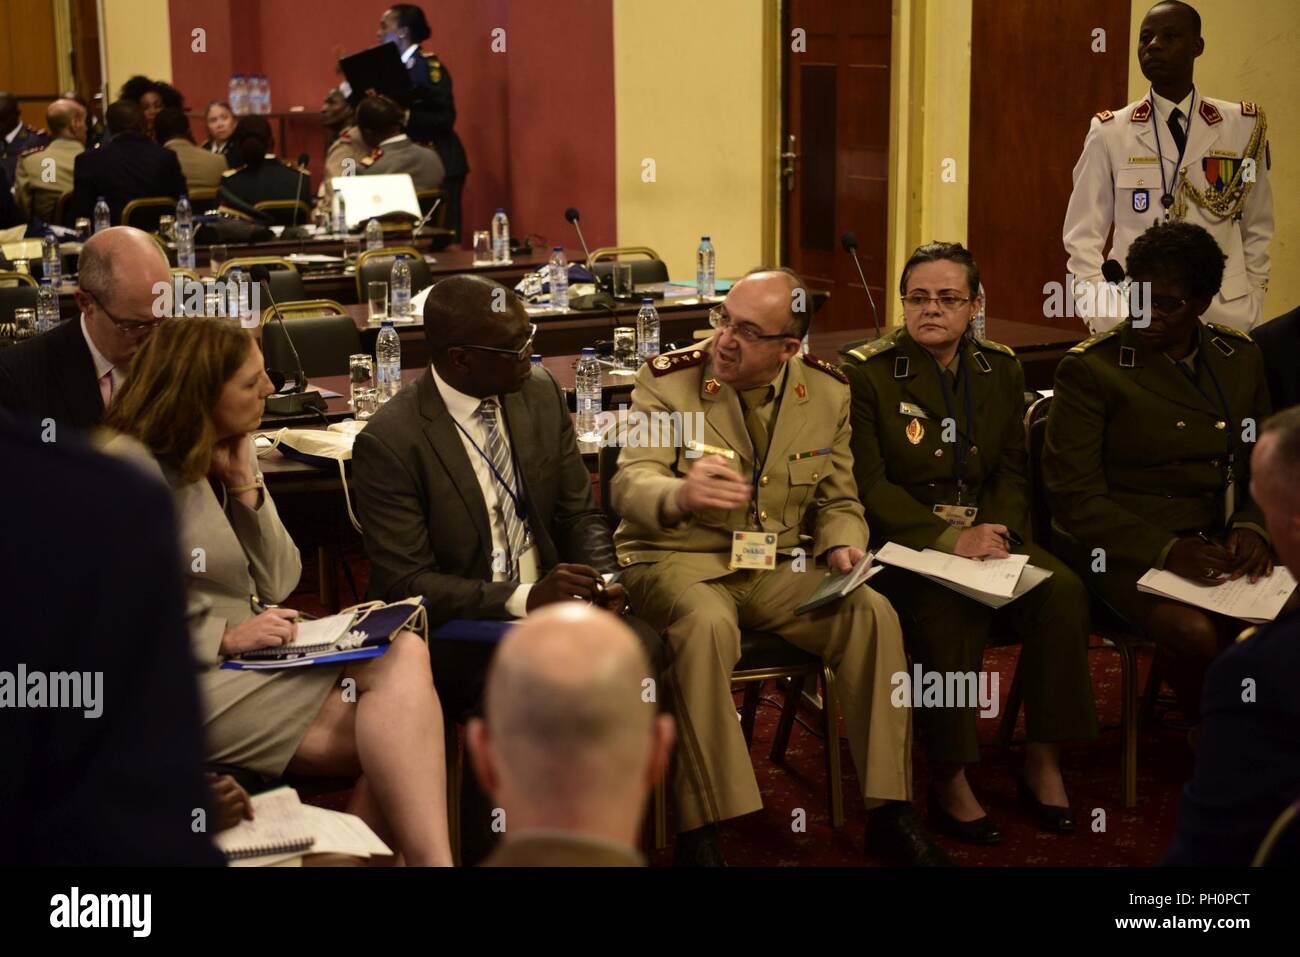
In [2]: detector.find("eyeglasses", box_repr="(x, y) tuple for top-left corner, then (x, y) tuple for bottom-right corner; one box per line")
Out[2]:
(1150, 294), (1189, 316)
(454, 323), (538, 362)
(708, 307), (798, 343)
(89, 293), (166, 338)
(902, 294), (973, 311)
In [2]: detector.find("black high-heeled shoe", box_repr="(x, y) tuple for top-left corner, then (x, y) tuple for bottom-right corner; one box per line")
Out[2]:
(926, 791), (1002, 845)
(1018, 777), (1077, 833)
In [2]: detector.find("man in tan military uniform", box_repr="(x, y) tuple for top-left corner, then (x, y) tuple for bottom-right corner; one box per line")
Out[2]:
(612, 268), (944, 866)
(319, 88), (367, 202)
(14, 98), (85, 223)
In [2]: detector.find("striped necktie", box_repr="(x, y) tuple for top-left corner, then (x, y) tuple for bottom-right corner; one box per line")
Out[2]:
(476, 398), (530, 581)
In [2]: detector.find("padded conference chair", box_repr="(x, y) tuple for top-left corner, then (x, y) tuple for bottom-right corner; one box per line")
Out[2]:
(356, 246), (431, 303)
(188, 188), (219, 216)
(589, 246), (670, 287)
(218, 256), (307, 305)
(121, 196), (179, 232)
(261, 310), (361, 379)
(597, 441), (848, 834)
(254, 199), (313, 228)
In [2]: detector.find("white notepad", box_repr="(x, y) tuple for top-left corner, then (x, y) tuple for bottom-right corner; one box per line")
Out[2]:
(1137, 566), (1297, 623)
(214, 787), (315, 862)
(875, 542), (1031, 599)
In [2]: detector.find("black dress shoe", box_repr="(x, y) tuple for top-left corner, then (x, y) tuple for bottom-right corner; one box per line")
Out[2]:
(926, 792), (1003, 845)
(865, 802), (953, 866)
(673, 824), (726, 866)
(1017, 778), (1077, 833)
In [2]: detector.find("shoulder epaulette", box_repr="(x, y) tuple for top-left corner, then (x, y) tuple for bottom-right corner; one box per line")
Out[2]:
(975, 337), (1016, 357)
(1241, 101), (1259, 117)
(845, 338), (897, 362)
(18, 144), (48, 158)
(1130, 100), (1152, 123)
(802, 352), (848, 383)
(1094, 110), (1115, 123)
(360, 148), (382, 167)
(221, 166), (241, 177)
(26, 124), (48, 136)
(1207, 322), (1253, 342)
(1198, 100), (1223, 126)
(649, 348), (705, 376)
(1068, 329), (1120, 354)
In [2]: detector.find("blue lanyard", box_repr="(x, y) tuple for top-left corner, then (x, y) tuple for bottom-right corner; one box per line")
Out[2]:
(1150, 88), (1194, 215)
(929, 347), (976, 503)
(453, 411), (527, 521)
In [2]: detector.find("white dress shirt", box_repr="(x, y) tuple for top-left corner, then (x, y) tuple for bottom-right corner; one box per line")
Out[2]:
(430, 365), (539, 617)
(81, 315), (122, 394)
(1151, 88), (1193, 137)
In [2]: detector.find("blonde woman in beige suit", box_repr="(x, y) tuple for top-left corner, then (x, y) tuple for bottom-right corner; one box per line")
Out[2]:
(103, 317), (452, 866)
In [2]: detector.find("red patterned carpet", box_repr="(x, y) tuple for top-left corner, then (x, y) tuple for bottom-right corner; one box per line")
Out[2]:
(291, 553), (1192, 867)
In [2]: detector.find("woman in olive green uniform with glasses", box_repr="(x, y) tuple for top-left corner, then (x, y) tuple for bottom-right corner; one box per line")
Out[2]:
(841, 242), (1098, 845)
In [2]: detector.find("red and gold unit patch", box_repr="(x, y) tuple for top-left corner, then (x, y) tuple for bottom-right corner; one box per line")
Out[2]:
(1198, 100), (1223, 126)
(1131, 100), (1153, 123)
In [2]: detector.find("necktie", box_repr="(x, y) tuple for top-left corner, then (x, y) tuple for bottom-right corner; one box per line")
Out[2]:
(1167, 107), (1187, 154)
(740, 386), (772, 463)
(99, 370), (113, 407)
(476, 398), (530, 581)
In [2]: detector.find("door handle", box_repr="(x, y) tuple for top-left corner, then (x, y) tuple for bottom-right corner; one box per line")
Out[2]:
(780, 134), (798, 191)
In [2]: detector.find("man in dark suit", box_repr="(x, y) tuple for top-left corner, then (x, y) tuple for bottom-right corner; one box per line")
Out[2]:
(1252, 306), (1300, 412)
(1166, 406), (1300, 866)
(0, 412), (221, 864)
(0, 226), (169, 432)
(353, 274), (662, 862)
(0, 91), (49, 184)
(71, 99), (184, 224)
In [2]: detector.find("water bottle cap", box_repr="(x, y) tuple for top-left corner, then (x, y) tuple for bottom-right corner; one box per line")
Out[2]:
(701, 235), (710, 241)
(496, 208), (505, 213)
(580, 347), (596, 355)
(552, 246), (563, 252)
(641, 297), (653, 305)
(530, 354), (543, 362)
(40, 278), (51, 285)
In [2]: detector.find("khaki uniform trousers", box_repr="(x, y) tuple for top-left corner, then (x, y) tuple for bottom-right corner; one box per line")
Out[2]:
(625, 558), (911, 832)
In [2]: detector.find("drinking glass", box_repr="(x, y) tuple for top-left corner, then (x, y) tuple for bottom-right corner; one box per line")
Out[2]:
(13, 307), (36, 341)
(353, 387), (380, 420)
(368, 281), (389, 322)
(349, 354), (376, 411)
(342, 236), (361, 263)
(472, 230), (492, 265)
(209, 244), (228, 276)
(612, 262), (635, 298)
(613, 326), (637, 369)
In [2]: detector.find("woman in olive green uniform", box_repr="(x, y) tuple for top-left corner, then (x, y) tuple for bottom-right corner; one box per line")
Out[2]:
(1044, 221), (1278, 726)
(842, 242), (1097, 844)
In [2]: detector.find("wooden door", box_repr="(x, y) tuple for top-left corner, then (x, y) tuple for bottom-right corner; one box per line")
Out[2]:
(0, 0), (63, 130)
(782, 0), (892, 334)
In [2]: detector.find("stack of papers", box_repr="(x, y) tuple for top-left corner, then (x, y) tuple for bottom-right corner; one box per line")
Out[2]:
(1137, 566), (1297, 623)
(218, 787), (391, 866)
(874, 542), (1052, 608)
(795, 553), (885, 614)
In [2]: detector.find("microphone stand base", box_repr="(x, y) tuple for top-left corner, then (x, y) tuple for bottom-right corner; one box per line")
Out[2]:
(567, 293), (616, 311)
(264, 391), (329, 415)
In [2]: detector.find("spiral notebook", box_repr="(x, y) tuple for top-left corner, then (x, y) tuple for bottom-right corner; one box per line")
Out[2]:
(214, 787), (315, 862)
(225, 597), (428, 668)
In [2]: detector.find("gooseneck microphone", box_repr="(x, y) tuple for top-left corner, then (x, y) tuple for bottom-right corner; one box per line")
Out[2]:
(1101, 259), (1125, 284)
(252, 264), (327, 415)
(841, 231), (881, 340)
(564, 206), (613, 311)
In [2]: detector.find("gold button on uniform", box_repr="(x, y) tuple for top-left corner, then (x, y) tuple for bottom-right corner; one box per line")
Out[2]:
(969, 446), (978, 455)
(1175, 421), (1186, 429)
(1215, 421), (1227, 430)
(620, 556), (632, 566)
(759, 475), (769, 487)
(810, 471), (819, 480)
(934, 449), (944, 458)
(759, 509), (768, 521)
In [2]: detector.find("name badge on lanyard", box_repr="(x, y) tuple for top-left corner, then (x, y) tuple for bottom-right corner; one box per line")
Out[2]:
(731, 531), (778, 571)
(933, 504), (979, 528)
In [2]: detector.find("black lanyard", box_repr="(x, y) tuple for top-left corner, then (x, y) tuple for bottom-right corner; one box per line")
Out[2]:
(928, 347), (976, 503)
(453, 406), (527, 522)
(1150, 88), (1194, 215)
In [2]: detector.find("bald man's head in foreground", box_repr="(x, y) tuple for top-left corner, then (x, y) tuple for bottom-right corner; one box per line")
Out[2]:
(75, 226), (172, 367)
(467, 605), (674, 848)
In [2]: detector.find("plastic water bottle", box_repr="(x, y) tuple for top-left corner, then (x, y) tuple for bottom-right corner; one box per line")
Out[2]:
(176, 194), (192, 231)
(41, 235), (61, 288)
(259, 75), (272, 114)
(390, 255), (411, 319)
(575, 347), (602, 442)
(228, 75), (243, 115)
(971, 283), (987, 341)
(227, 267), (249, 319)
(93, 197), (110, 233)
(636, 298), (660, 363)
(491, 208), (510, 263)
(530, 354), (543, 369)
(696, 235), (716, 298)
(365, 218), (384, 252)
(549, 246), (568, 311)
(376, 320), (402, 401)
(36, 279), (59, 334)
(331, 192), (347, 235)
(176, 224), (196, 270)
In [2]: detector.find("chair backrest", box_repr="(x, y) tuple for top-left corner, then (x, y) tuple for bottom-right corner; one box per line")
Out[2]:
(261, 312), (361, 378)
(217, 256), (298, 278)
(1024, 394), (1053, 546)
(121, 196), (178, 232)
(0, 270), (39, 289)
(356, 246), (431, 302)
(218, 256), (304, 307)
(189, 188), (219, 215)
(597, 441), (621, 528)
(53, 191), (73, 227)
(0, 284), (40, 330)
(416, 189), (447, 227)
(592, 258), (669, 286)
(260, 299), (350, 325)
(254, 199), (313, 228)
(590, 246), (661, 265)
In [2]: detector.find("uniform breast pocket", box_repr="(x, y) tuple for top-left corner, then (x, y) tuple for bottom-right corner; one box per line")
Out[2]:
(1116, 166), (1159, 213)
(783, 456), (835, 527)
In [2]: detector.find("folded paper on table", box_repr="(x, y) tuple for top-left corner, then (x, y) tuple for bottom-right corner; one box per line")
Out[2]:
(1137, 566), (1297, 623)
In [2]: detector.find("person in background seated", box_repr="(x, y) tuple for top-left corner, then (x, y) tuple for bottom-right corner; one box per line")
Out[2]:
(201, 100), (237, 168)
(356, 94), (445, 191)
(119, 75), (166, 139)
(1251, 306), (1300, 412)
(70, 99), (185, 224)
(156, 107), (227, 193)
(469, 605), (674, 867)
(101, 318), (453, 866)
(1166, 406), (1300, 865)
(1045, 221), (1278, 727)
(0, 91), (50, 184)
(0, 412), (222, 865)
(320, 88), (366, 204)
(218, 115), (312, 217)
(0, 226), (168, 431)
(14, 98), (85, 224)
(841, 242), (1097, 845)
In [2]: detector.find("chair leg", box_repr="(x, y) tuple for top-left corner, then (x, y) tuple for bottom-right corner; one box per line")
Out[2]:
(821, 666), (845, 828)
(1139, 655), (1164, 729)
(1118, 640), (1139, 808)
(317, 544), (340, 613)
(998, 666), (1024, 749)
(770, 674), (808, 763)
(444, 719), (461, 866)
(740, 682), (761, 749)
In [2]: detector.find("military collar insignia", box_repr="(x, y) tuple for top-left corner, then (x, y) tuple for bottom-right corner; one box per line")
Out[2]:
(704, 377), (722, 395)
(905, 418), (925, 445)
(1131, 100), (1153, 123)
(972, 351), (993, 374)
(649, 349), (705, 377)
(1241, 101), (1259, 117)
(899, 402), (930, 419)
(893, 355), (911, 379)
(1198, 100), (1223, 126)
(795, 383), (807, 399)
(1119, 345), (1136, 368)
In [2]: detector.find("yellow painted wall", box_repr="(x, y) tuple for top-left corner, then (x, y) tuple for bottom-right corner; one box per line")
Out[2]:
(1128, 0), (1299, 319)
(613, 0), (777, 280)
(100, 0), (173, 102)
